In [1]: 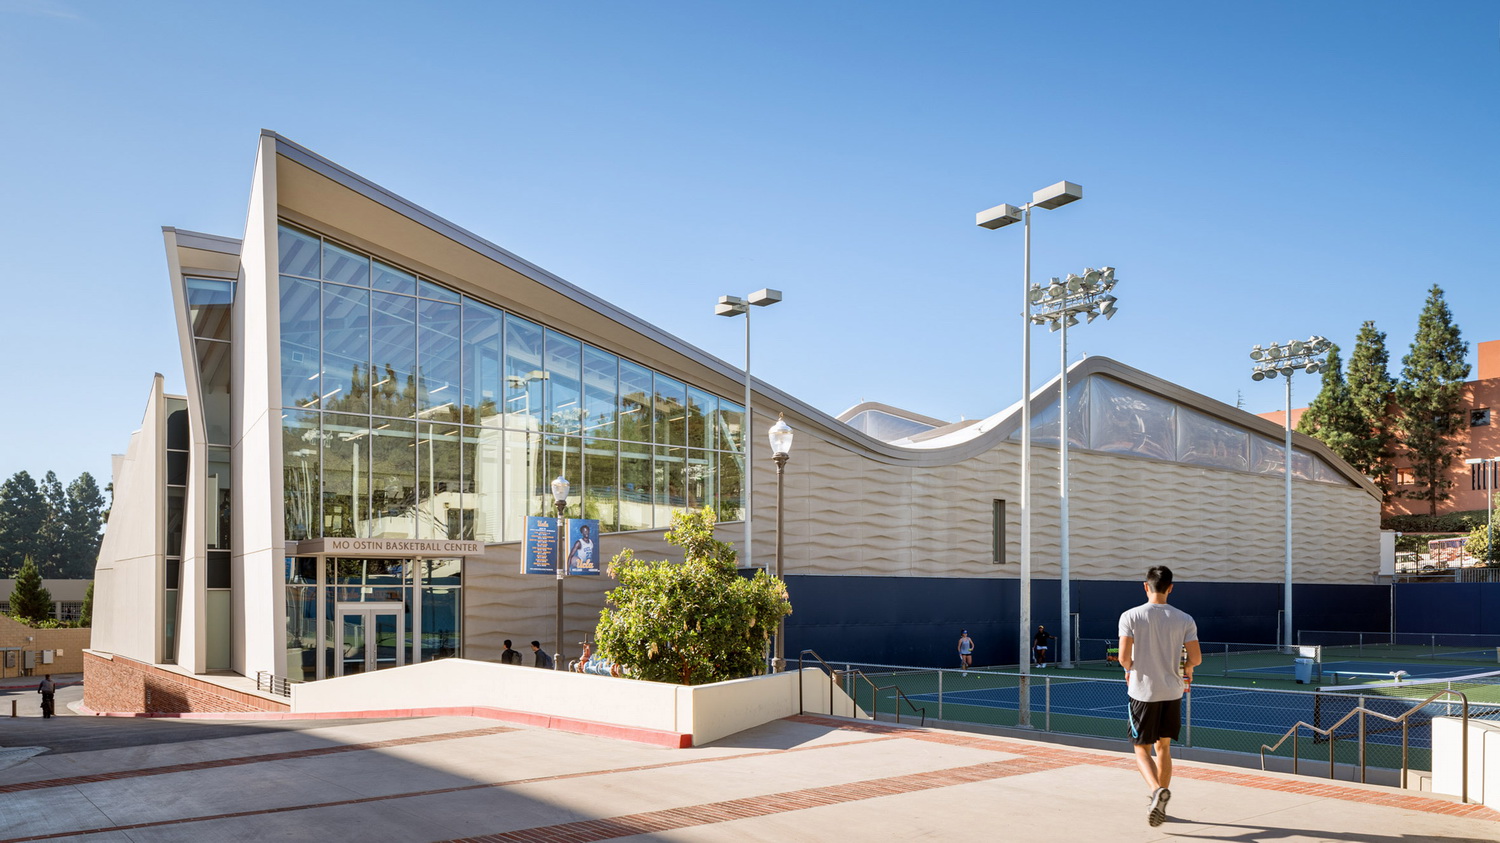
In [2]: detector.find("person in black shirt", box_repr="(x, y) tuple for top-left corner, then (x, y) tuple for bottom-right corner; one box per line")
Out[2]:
(1033, 625), (1051, 669)
(531, 640), (553, 669)
(37, 676), (56, 718)
(500, 640), (523, 665)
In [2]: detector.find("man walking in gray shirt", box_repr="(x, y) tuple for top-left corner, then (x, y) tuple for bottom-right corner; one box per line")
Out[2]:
(1119, 565), (1201, 827)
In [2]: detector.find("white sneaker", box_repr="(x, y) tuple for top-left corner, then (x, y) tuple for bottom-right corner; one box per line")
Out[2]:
(1148, 787), (1171, 827)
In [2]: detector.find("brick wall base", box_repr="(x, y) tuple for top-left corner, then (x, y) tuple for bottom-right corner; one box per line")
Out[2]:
(83, 651), (289, 714)
(1, 616), (90, 675)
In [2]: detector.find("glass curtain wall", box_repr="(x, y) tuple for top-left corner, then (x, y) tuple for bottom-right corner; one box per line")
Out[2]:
(277, 223), (747, 543)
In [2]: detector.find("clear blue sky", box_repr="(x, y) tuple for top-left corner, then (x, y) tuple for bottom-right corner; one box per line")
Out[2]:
(1, 1), (1497, 488)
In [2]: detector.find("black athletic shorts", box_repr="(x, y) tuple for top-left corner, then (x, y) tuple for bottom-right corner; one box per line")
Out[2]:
(1128, 697), (1182, 745)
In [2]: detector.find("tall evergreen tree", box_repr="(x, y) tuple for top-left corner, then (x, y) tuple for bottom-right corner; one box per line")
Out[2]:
(1346, 321), (1397, 500)
(38, 471), (68, 576)
(8, 556), (54, 624)
(0, 471), (48, 576)
(1298, 345), (1363, 462)
(62, 473), (106, 578)
(1396, 286), (1470, 515)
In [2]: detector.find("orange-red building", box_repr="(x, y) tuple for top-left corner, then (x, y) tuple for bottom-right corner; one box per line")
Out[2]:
(1263, 340), (1500, 518)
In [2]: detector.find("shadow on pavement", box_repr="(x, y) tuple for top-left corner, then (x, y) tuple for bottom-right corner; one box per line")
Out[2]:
(1169, 820), (1496, 843)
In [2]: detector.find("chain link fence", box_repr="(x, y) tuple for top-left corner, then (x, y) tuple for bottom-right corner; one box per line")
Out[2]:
(814, 658), (1500, 773)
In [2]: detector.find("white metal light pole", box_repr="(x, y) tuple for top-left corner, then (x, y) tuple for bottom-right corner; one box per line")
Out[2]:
(1028, 268), (1119, 669)
(769, 414), (794, 672)
(715, 289), (783, 572)
(1250, 336), (1331, 649)
(977, 180), (1082, 726)
(551, 475), (569, 670)
(1465, 457), (1496, 564)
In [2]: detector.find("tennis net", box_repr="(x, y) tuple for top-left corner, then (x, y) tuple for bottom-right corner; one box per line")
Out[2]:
(1299, 630), (1500, 665)
(1312, 668), (1500, 742)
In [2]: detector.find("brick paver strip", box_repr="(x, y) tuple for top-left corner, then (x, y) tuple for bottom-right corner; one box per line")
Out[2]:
(0, 725), (517, 795)
(437, 755), (1074, 843)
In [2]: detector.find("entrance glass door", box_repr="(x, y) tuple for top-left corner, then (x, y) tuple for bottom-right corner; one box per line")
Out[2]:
(336, 604), (404, 677)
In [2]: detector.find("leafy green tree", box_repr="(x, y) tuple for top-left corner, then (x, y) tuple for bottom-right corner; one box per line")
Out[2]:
(1464, 524), (1493, 565)
(0, 471), (48, 576)
(1346, 321), (1397, 500)
(1298, 345), (1363, 461)
(8, 556), (54, 624)
(81, 580), (95, 627)
(1395, 286), (1470, 515)
(595, 507), (791, 685)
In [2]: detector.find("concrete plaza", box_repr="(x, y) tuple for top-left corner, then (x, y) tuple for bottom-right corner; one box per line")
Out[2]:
(0, 695), (1497, 842)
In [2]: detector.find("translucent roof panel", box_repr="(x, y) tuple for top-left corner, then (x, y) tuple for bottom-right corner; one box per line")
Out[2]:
(1018, 378), (1089, 447)
(1090, 376), (1176, 460)
(846, 409), (938, 443)
(1177, 406), (1250, 472)
(1008, 375), (1353, 487)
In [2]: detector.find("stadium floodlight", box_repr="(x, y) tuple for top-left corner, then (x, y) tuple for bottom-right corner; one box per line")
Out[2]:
(1248, 333), (1331, 648)
(976, 180), (1085, 707)
(1032, 180), (1084, 210)
(975, 203), (1025, 230)
(715, 286), (784, 571)
(1029, 263), (1120, 672)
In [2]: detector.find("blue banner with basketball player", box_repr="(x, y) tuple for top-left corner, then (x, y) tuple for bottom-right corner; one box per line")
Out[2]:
(565, 518), (601, 575)
(522, 516), (559, 575)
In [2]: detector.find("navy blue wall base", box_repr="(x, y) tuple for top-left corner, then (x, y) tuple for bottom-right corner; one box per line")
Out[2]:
(1394, 582), (1500, 636)
(784, 575), (1391, 669)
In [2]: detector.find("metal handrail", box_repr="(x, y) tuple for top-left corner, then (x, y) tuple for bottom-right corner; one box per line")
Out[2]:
(881, 684), (928, 727)
(1259, 689), (1469, 803)
(798, 649), (926, 726)
(255, 670), (298, 698)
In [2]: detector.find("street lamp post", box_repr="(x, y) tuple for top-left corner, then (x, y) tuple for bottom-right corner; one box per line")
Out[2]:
(768, 414), (794, 672)
(977, 180), (1082, 726)
(551, 475), (570, 670)
(1028, 267), (1119, 669)
(715, 289), (784, 572)
(1250, 336), (1332, 649)
(1465, 457), (1496, 564)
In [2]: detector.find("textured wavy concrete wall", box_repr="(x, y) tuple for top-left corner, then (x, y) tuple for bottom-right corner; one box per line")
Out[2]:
(776, 417), (1379, 583)
(462, 407), (1380, 663)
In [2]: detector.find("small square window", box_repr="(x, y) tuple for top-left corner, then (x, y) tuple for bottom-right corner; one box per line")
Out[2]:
(1471, 408), (1490, 427)
(1396, 468), (1416, 486)
(992, 499), (1007, 564)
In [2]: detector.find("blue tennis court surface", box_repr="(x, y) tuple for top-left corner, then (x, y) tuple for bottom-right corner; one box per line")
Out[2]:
(900, 681), (1454, 748)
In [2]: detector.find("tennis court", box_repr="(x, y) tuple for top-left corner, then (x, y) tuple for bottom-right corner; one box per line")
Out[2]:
(830, 659), (1500, 771)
